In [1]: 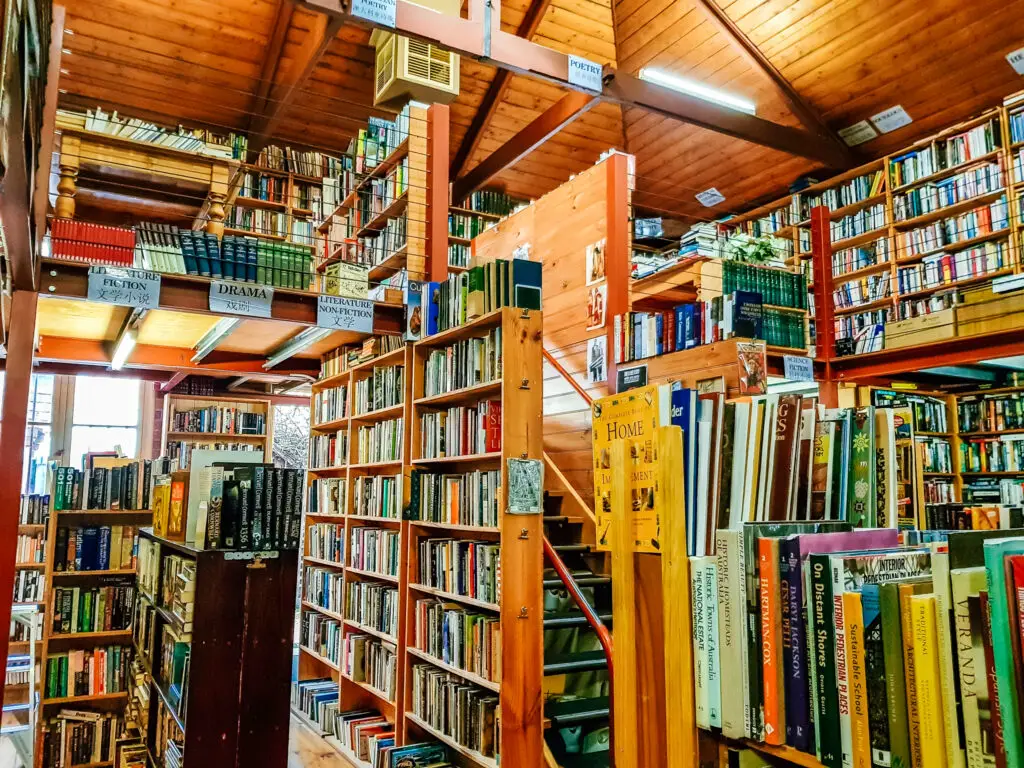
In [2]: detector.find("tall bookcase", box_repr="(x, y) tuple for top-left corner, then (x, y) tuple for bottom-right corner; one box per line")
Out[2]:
(296, 307), (544, 766)
(160, 393), (272, 471)
(226, 162), (321, 250)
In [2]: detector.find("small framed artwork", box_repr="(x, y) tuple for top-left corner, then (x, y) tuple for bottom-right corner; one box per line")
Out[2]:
(586, 283), (607, 331)
(586, 238), (606, 285)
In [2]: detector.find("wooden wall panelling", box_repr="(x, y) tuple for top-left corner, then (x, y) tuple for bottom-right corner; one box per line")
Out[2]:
(406, 103), (430, 280)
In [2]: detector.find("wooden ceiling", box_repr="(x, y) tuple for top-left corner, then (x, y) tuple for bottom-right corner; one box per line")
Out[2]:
(54, 0), (1024, 221)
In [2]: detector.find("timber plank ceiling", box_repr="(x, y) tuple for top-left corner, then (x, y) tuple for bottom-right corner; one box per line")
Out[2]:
(54, 0), (1024, 222)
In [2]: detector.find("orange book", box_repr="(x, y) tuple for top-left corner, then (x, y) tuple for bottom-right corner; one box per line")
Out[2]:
(843, 591), (871, 768)
(759, 537), (785, 745)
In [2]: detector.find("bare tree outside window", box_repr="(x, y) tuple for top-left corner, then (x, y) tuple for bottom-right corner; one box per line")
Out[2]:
(273, 404), (310, 469)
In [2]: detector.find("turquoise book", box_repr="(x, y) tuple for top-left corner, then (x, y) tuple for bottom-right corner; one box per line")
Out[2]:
(983, 536), (1024, 767)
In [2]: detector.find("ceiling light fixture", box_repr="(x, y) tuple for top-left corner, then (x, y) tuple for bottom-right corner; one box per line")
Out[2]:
(638, 68), (756, 115)
(110, 329), (137, 371)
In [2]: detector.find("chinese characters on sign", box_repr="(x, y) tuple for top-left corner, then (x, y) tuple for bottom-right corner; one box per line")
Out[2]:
(352, 0), (396, 27)
(317, 295), (375, 333)
(209, 281), (274, 319)
(86, 267), (161, 310)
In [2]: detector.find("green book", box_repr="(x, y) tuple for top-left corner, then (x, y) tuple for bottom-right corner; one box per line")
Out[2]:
(466, 267), (485, 320)
(848, 407), (876, 527)
(879, 580), (916, 768)
(983, 537), (1024, 767)
(256, 242), (269, 285)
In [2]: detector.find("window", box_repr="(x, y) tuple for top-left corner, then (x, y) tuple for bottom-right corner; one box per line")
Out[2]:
(0, 372), (57, 493)
(272, 404), (310, 469)
(69, 375), (143, 469)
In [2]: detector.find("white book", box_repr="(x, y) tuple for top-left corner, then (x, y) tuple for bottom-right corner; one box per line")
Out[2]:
(756, 395), (779, 521)
(729, 402), (751, 530)
(741, 399), (764, 524)
(691, 557), (709, 728)
(950, 567), (990, 768)
(703, 556), (722, 729)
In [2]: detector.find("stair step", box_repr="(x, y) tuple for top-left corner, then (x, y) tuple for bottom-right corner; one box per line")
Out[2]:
(557, 752), (611, 768)
(544, 574), (611, 589)
(542, 515), (583, 525)
(544, 651), (608, 675)
(543, 611), (613, 629)
(552, 544), (591, 555)
(545, 696), (611, 727)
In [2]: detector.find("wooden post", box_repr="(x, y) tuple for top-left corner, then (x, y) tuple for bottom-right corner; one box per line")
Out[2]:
(610, 439), (639, 768)
(0, 290), (39, 707)
(604, 153), (631, 395)
(55, 134), (80, 220)
(426, 104), (450, 283)
(657, 425), (698, 767)
(206, 164), (230, 236)
(810, 205), (833, 363)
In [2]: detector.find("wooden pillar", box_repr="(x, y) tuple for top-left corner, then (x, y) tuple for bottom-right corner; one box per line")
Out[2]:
(426, 103), (450, 283)
(658, 425), (698, 767)
(205, 164), (230, 236)
(810, 205), (834, 363)
(604, 153), (631, 395)
(0, 290), (38, 707)
(609, 439), (639, 768)
(55, 134), (80, 220)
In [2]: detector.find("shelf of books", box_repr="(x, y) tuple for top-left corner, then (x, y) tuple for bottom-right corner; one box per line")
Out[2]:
(296, 300), (544, 767)
(446, 191), (524, 273)
(160, 393), (271, 471)
(36, 457), (153, 768)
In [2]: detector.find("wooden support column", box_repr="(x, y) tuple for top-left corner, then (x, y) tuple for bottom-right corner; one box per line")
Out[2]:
(604, 153), (631, 395)
(0, 290), (39, 707)
(54, 134), (81, 219)
(609, 439), (639, 768)
(206, 163), (231, 236)
(426, 104), (450, 283)
(810, 205), (837, 392)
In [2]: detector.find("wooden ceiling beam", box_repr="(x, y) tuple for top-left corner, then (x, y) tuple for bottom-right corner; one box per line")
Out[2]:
(451, 91), (598, 202)
(247, 0), (296, 132)
(248, 11), (346, 155)
(692, 0), (854, 166)
(160, 371), (189, 393)
(449, 0), (554, 183)
(298, 0), (851, 167)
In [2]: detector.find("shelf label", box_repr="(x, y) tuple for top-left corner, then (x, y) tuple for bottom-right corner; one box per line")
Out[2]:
(838, 120), (878, 147)
(87, 266), (161, 310)
(695, 187), (726, 208)
(209, 281), (274, 318)
(567, 55), (603, 92)
(1007, 47), (1024, 75)
(317, 295), (375, 332)
(616, 364), (648, 393)
(224, 550), (280, 561)
(870, 105), (912, 134)
(783, 354), (814, 383)
(352, 0), (396, 27)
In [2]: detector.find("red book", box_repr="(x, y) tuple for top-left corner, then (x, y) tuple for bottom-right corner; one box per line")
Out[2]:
(485, 400), (501, 453)
(759, 536), (785, 744)
(1008, 555), (1024, 732)
(980, 590), (1007, 768)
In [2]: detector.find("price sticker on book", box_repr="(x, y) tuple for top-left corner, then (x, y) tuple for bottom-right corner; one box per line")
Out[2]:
(209, 280), (274, 319)
(87, 266), (161, 310)
(783, 354), (814, 383)
(317, 295), (374, 333)
(352, 0), (396, 27)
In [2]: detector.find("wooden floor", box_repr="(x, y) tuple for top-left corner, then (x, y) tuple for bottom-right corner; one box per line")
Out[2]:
(288, 715), (357, 768)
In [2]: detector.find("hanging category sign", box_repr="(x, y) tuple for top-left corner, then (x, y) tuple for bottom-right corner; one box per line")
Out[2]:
(783, 355), (814, 383)
(567, 55), (603, 92)
(87, 266), (161, 310)
(352, 0), (396, 28)
(317, 295), (375, 333)
(209, 281), (274, 319)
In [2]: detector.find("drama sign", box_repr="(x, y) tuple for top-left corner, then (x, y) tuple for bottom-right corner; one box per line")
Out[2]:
(209, 281), (274, 318)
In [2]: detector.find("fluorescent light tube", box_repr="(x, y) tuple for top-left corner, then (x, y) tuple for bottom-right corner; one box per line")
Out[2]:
(639, 68), (756, 115)
(111, 329), (137, 370)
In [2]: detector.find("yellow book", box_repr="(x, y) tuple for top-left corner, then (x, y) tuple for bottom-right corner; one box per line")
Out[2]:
(899, 581), (930, 767)
(910, 594), (948, 768)
(843, 591), (871, 768)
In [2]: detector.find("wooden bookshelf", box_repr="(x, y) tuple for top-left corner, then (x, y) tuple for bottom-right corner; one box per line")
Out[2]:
(160, 392), (272, 470)
(225, 163), (319, 251)
(131, 527), (297, 766)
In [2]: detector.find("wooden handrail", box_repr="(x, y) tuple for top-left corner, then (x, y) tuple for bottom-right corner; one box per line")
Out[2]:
(542, 347), (593, 405)
(543, 536), (615, 766)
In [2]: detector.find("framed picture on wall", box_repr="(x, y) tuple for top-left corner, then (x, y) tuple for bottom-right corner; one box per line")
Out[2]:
(587, 335), (607, 383)
(586, 283), (606, 331)
(586, 238), (606, 285)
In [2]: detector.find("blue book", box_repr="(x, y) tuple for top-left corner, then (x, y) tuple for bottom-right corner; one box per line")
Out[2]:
(205, 233), (222, 279)
(633, 313), (642, 360)
(674, 305), (686, 351)
(245, 238), (258, 283)
(404, 280), (423, 341)
(655, 313), (663, 356)
(179, 230), (199, 275)
(511, 258), (542, 310)
(422, 282), (441, 337)
(194, 233), (211, 277)
(98, 526), (111, 571)
(669, 386), (697, 553)
(221, 236), (236, 281)
(984, 537), (1024, 767)
(733, 290), (763, 339)
(683, 305), (695, 349)
(79, 527), (99, 571)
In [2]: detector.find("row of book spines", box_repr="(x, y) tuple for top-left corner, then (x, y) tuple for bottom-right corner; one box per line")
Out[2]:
(19, 493), (50, 523)
(722, 261), (808, 309)
(51, 583), (135, 635)
(45, 645), (130, 698)
(206, 466), (303, 552)
(52, 463), (152, 511)
(53, 525), (137, 572)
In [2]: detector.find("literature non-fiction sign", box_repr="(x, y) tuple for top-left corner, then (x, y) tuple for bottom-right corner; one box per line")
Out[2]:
(209, 281), (273, 319)
(783, 354), (814, 383)
(351, 0), (396, 27)
(567, 55), (603, 92)
(870, 105), (912, 134)
(1007, 47), (1024, 75)
(616, 364), (647, 393)
(87, 266), (161, 310)
(317, 295), (375, 333)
